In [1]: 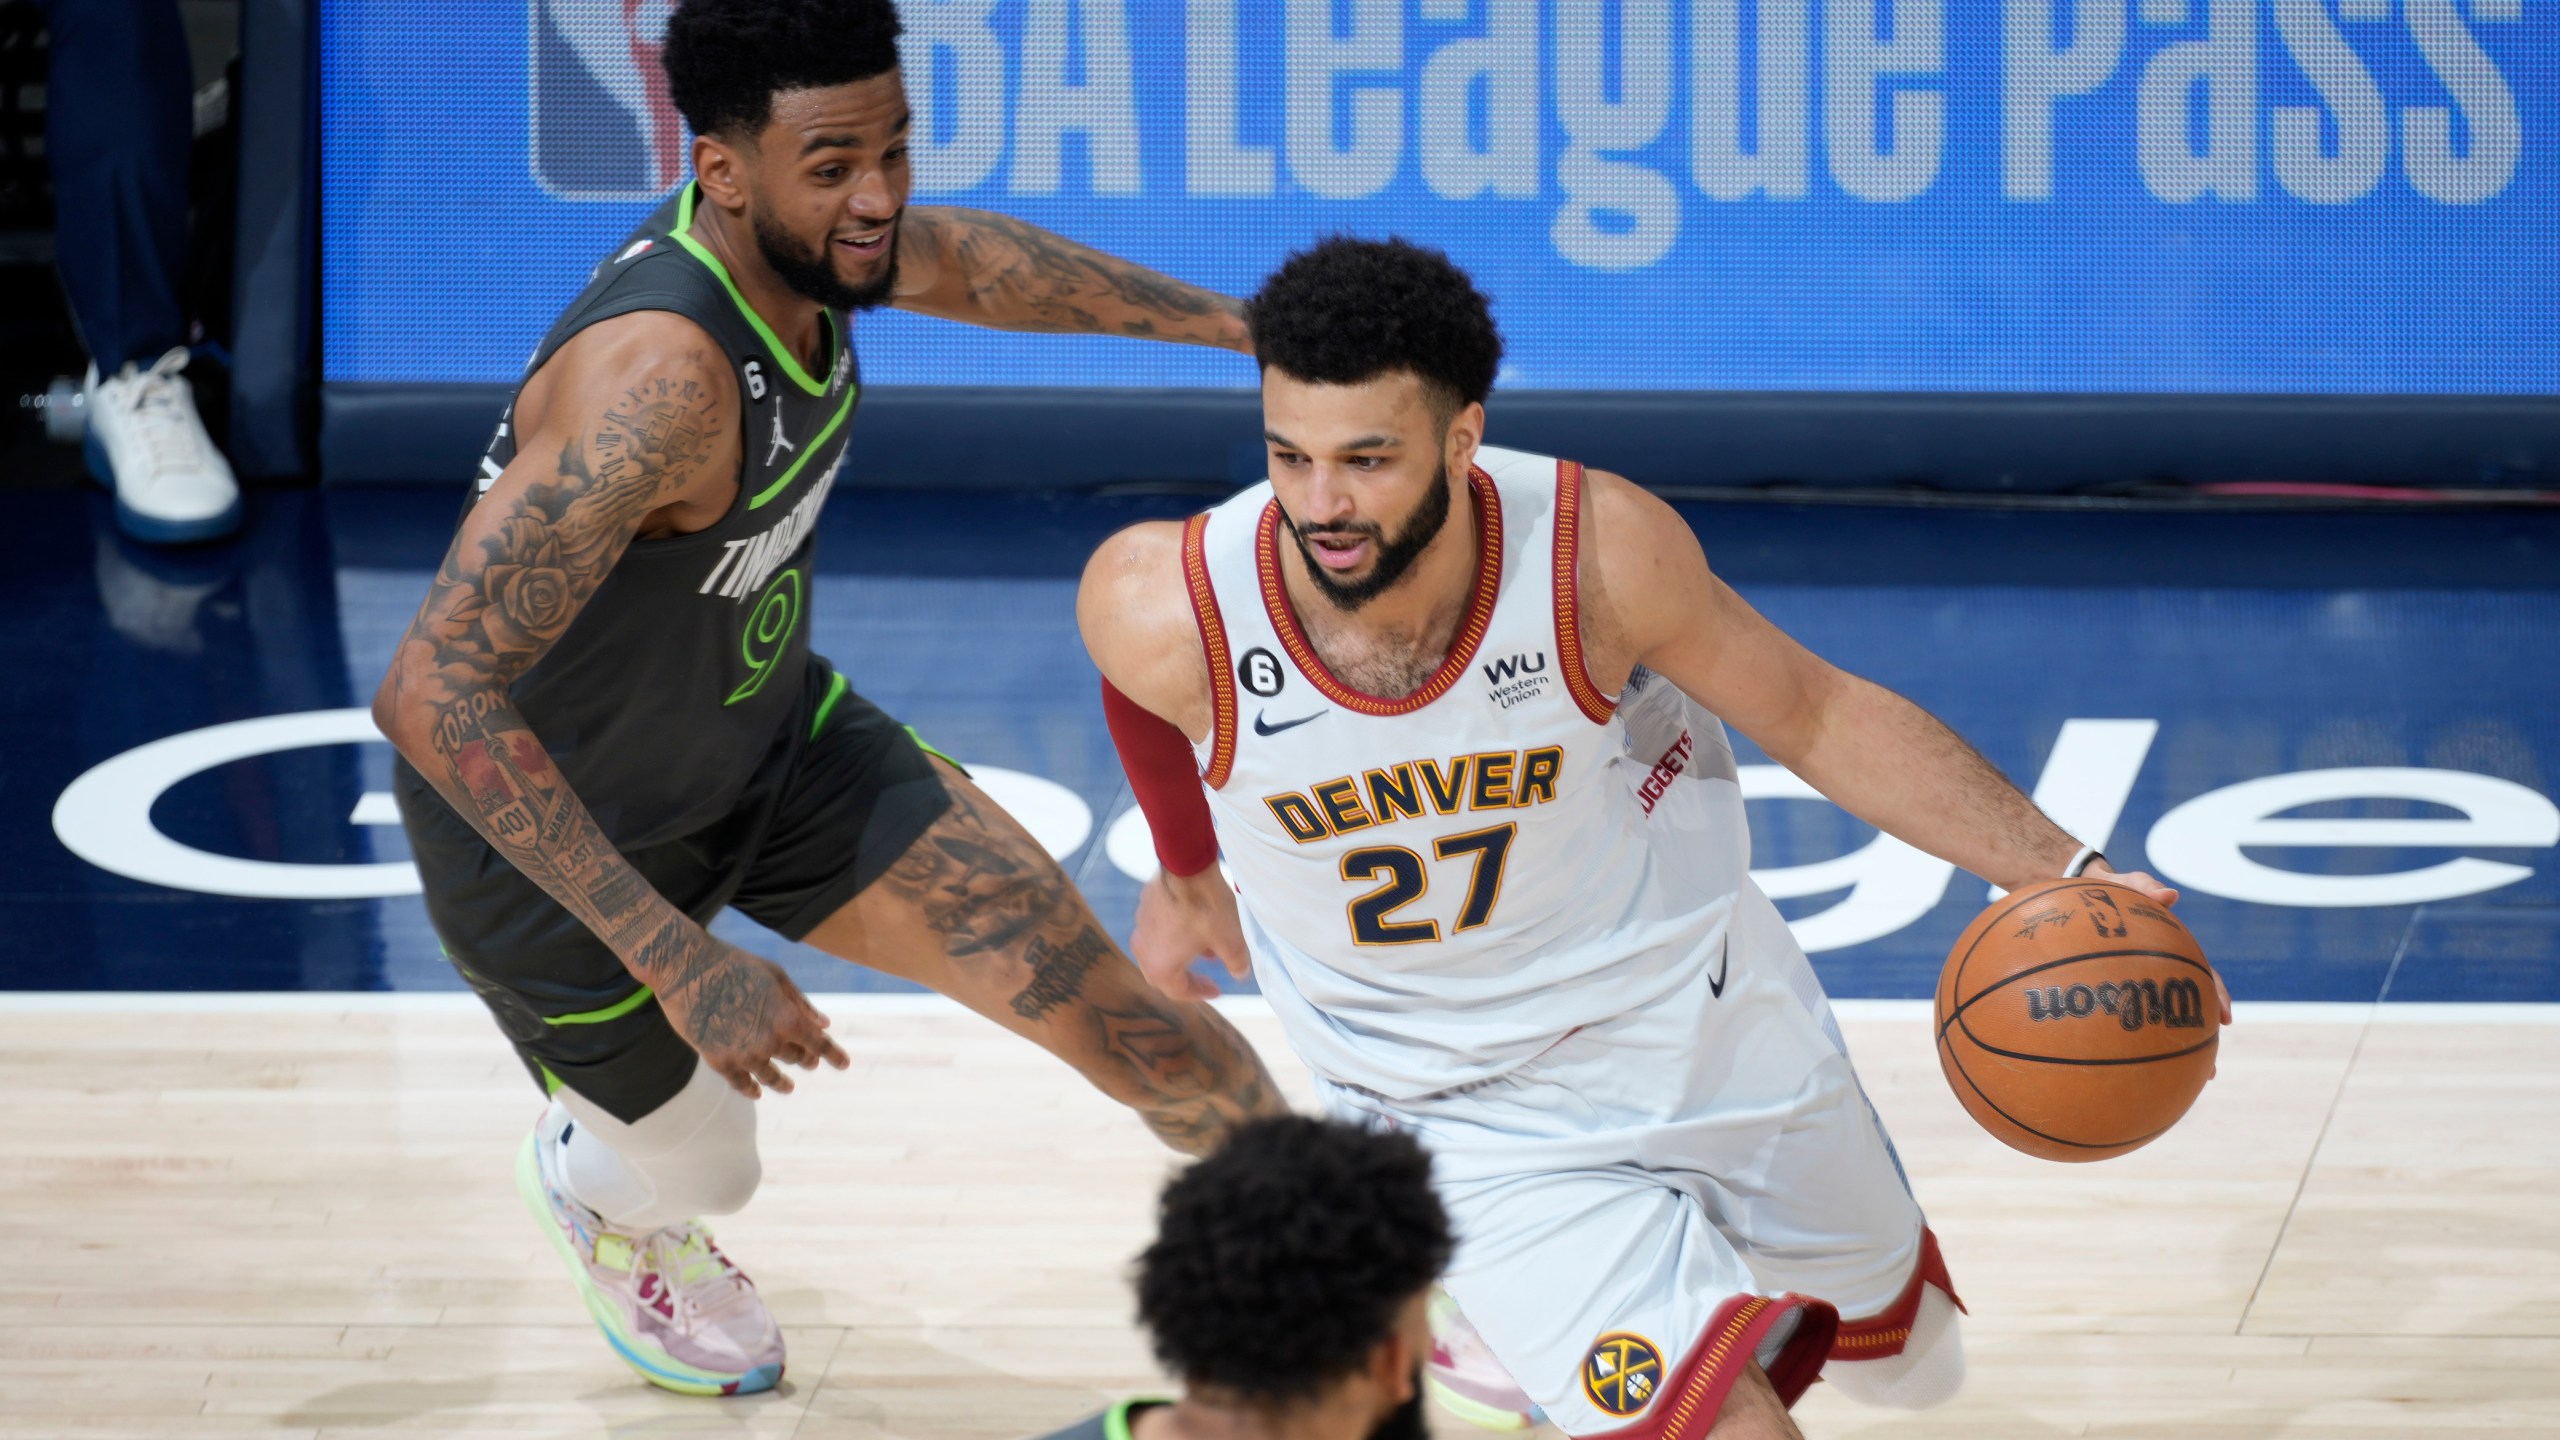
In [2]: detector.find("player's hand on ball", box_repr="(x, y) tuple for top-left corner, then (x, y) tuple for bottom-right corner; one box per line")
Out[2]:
(2082, 858), (2177, 909)
(2080, 863), (2231, 1074)
(661, 943), (851, 1098)
(1132, 868), (1251, 1003)
(2084, 860), (2229, 1024)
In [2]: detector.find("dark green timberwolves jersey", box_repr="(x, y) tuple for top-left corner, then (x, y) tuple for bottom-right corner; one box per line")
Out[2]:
(468, 181), (858, 848)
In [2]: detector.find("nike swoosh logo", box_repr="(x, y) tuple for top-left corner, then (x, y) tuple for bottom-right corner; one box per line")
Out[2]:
(1253, 709), (1326, 737)
(1706, 939), (1731, 999)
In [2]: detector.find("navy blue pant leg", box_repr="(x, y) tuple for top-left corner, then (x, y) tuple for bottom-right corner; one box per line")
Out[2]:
(36, 0), (194, 373)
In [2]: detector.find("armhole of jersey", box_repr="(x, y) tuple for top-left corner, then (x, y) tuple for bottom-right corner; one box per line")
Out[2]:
(1553, 459), (1618, 724)
(1182, 513), (1240, 789)
(508, 296), (741, 523)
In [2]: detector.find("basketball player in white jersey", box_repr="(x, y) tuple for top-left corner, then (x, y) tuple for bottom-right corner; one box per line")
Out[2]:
(1078, 239), (2224, 1440)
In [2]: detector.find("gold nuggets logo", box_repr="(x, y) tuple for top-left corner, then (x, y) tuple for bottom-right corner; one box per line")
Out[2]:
(1581, 1332), (1664, 1418)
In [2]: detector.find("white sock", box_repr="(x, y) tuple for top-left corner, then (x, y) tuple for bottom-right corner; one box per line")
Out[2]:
(540, 1060), (761, 1234)
(542, 1098), (661, 1229)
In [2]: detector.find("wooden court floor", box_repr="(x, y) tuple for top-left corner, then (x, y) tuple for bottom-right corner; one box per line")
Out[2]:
(2, 994), (2555, 1439)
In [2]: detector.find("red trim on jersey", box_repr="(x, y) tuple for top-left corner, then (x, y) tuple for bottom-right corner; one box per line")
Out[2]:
(1551, 459), (1617, 724)
(1588, 1294), (1838, 1440)
(1181, 513), (1239, 789)
(1100, 678), (1221, 878)
(1830, 1228), (1965, 1361)
(1254, 467), (1504, 718)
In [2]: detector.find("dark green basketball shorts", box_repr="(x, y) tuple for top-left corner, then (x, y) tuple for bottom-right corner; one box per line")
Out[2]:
(394, 656), (953, 1123)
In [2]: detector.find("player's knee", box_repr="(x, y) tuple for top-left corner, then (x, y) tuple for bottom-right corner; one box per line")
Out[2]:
(601, 1107), (761, 1224)
(1822, 1287), (1964, 1410)
(650, 1073), (763, 1217)
(679, 1139), (762, 1217)
(1701, 1360), (1807, 1440)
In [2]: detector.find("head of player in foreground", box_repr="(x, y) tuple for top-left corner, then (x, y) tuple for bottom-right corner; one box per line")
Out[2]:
(1041, 1116), (1453, 1440)
(663, 0), (911, 312)
(1247, 237), (1502, 614)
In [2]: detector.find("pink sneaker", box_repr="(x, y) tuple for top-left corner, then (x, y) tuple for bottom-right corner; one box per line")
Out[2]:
(515, 1126), (785, 1395)
(1427, 1290), (1540, 1430)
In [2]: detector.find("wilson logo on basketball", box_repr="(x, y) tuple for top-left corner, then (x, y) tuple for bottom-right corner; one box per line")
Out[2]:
(2024, 977), (2207, 1032)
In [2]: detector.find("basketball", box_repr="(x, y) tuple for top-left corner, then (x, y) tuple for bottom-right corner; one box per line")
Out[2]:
(1934, 878), (2220, 1162)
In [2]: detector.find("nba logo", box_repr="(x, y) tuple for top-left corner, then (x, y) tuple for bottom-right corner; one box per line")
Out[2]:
(526, 0), (688, 200)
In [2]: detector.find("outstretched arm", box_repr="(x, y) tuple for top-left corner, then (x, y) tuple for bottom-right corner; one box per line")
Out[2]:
(372, 314), (847, 1096)
(1578, 469), (2159, 897)
(893, 207), (1251, 352)
(1582, 479), (2232, 1027)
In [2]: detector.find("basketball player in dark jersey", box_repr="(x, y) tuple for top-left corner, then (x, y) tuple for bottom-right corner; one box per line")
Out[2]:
(371, 0), (1277, 1396)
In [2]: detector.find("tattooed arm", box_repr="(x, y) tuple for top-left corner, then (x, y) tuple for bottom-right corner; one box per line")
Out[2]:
(891, 207), (1251, 353)
(371, 313), (848, 1098)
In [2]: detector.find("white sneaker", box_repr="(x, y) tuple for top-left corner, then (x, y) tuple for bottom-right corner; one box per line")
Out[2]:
(83, 348), (242, 544)
(516, 1123), (787, 1395)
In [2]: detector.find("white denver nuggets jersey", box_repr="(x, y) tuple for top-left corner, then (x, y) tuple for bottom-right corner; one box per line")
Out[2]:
(1186, 446), (1753, 1098)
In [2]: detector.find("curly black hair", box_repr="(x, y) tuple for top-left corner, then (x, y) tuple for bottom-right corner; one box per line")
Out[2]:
(1136, 1115), (1452, 1405)
(1246, 236), (1504, 413)
(661, 0), (905, 141)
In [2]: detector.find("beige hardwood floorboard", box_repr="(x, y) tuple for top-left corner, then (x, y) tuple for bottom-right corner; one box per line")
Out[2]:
(2243, 1024), (2560, 1342)
(1, 1002), (2553, 1439)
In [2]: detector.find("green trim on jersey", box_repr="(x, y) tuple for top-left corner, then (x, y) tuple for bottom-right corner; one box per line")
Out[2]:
(670, 182), (839, 398)
(904, 724), (965, 775)
(546, 986), (658, 1027)
(809, 675), (963, 773)
(1107, 1398), (1172, 1440)
(811, 671), (851, 738)
(747, 387), (856, 510)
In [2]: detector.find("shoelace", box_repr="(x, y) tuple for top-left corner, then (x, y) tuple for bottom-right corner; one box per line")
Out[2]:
(103, 350), (207, 479)
(534, 1137), (751, 1321)
(644, 1223), (752, 1315)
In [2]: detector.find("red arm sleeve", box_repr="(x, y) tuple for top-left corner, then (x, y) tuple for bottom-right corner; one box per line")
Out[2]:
(1101, 676), (1221, 878)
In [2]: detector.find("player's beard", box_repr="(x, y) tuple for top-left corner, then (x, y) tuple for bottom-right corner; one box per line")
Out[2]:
(752, 201), (900, 312)
(1280, 460), (1456, 614)
(1366, 1371), (1429, 1440)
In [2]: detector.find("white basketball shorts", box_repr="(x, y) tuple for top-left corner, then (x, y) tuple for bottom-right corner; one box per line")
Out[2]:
(1314, 884), (1958, 1437)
